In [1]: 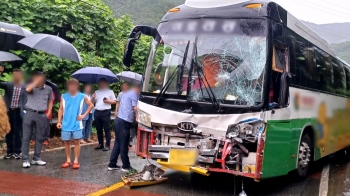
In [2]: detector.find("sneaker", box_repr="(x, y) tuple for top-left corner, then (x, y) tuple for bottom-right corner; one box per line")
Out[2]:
(4, 153), (14, 159)
(23, 161), (30, 168)
(31, 160), (47, 166)
(14, 153), (21, 159)
(122, 166), (136, 172)
(108, 165), (121, 171)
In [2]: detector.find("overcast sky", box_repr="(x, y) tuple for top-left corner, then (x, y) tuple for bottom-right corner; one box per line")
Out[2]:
(273, 0), (350, 24)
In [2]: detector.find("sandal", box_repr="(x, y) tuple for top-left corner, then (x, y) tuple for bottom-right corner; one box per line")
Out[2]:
(72, 163), (80, 169)
(61, 162), (72, 168)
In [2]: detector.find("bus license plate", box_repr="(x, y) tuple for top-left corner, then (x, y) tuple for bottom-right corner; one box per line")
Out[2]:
(169, 149), (197, 166)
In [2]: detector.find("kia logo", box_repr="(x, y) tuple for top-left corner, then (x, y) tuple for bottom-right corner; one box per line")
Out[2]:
(177, 121), (197, 132)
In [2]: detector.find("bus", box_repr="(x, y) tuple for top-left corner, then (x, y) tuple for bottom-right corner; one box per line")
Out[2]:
(122, 0), (350, 181)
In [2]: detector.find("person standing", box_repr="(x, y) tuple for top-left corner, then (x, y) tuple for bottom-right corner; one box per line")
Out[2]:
(57, 79), (93, 169)
(0, 66), (27, 159)
(114, 82), (129, 118)
(22, 72), (53, 168)
(108, 85), (140, 172)
(94, 78), (116, 151)
(81, 84), (94, 144)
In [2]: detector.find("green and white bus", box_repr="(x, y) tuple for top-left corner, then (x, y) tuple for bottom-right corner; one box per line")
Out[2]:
(122, 0), (350, 181)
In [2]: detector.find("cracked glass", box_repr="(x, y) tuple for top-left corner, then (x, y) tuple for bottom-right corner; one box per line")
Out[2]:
(143, 18), (267, 106)
(190, 37), (266, 106)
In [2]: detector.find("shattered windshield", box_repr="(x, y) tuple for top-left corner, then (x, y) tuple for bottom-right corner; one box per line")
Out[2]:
(190, 35), (267, 106)
(143, 18), (267, 106)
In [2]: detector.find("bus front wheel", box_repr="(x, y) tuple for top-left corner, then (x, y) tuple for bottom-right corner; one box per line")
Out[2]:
(294, 134), (312, 178)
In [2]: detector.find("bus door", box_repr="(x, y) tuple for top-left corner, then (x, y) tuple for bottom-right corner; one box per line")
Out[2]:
(262, 43), (294, 178)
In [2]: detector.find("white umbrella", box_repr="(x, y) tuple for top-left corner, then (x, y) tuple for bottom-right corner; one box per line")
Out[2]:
(116, 71), (142, 84)
(0, 51), (22, 62)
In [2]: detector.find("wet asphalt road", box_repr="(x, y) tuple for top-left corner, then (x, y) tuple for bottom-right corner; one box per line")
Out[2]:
(1, 145), (350, 196)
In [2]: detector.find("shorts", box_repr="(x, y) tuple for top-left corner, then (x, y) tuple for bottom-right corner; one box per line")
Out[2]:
(61, 130), (83, 141)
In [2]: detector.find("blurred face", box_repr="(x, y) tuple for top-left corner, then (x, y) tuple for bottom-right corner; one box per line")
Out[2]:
(12, 71), (22, 83)
(67, 82), (79, 94)
(33, 75), (45, 86)
(84, 85), (92, 94)
(121, 83), (129, 92)
(98, 80), (108, 89)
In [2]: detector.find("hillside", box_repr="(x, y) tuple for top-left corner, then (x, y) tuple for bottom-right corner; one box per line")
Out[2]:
(333, 42), (350, 64)
(103, 1), (350, 63)
(303, 21), (350, 44)
(103, 0), (185, 26)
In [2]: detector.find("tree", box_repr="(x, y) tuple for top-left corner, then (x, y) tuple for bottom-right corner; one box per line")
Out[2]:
(0, 0), (151, 92)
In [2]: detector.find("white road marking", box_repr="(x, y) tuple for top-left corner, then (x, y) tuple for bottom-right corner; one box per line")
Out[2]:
(319, 163), (330, 196)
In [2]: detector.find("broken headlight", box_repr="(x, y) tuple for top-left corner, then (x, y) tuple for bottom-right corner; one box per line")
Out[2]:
(137, 109), (151, 128)
(226, 119), (265, 143)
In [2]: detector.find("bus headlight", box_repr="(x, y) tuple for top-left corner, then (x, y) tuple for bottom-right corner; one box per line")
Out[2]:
(138, 109), (151, 127)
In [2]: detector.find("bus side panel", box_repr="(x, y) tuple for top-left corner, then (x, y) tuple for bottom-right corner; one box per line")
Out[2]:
(261, 121), (293, 179)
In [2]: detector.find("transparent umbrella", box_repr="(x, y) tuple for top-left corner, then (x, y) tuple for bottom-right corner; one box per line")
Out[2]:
(116, 71), (142, 85)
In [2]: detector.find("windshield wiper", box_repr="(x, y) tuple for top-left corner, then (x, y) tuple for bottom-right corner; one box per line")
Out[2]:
(153, 40), (190, 105)
(176, 40), (190, 95)
(190, 43), (221, 111)
(153, 65), (180, 105)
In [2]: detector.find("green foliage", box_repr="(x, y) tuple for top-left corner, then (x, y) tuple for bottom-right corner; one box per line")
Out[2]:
(0, 0), (152, 86)
(104, 0), (185, 26)
(0, 0), (154, 111)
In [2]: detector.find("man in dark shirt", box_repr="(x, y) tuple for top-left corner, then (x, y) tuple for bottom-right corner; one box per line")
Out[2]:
(0, 65), (27, 159)
(22, 72), (53, 168)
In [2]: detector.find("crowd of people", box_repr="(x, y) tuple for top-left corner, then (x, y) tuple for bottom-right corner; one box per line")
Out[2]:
(0, 66), (139, 172)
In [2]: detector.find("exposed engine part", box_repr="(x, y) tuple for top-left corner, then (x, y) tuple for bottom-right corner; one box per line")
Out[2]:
(236, 143), (249, 154)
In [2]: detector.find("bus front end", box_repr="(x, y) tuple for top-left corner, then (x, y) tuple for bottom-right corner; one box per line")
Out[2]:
(124, 0), (282, 181)
(137, 101), (267, 180)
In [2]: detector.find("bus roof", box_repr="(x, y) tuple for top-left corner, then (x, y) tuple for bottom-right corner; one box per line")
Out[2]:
(164, 0), (340, 60)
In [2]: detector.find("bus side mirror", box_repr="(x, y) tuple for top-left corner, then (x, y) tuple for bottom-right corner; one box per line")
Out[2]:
(123, 26), (160, 67)
(123, 38), (137, 67)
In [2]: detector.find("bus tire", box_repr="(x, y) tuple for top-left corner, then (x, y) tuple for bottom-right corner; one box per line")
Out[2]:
(293, 134), (312, 179)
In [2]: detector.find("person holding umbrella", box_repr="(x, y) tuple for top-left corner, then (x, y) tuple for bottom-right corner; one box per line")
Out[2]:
(0, 65), (27, 159)
(93, 78), (116, 151)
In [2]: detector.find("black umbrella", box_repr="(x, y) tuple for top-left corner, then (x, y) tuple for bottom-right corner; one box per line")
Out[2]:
(46, 80), (61, 104)
(0, 21), (33, 50)
(0, 51), (22, 62)
(18, 34), (82, 63)
(71, 67), (119, 84)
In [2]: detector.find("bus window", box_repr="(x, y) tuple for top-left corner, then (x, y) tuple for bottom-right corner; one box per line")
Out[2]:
(272, 43), (289, 73)
(302, 47), (318, 89)
(286, 31), (297, 86)
(289, 33), (318, 89)
(316, 49), (333, 93)
(333, 59), (346, 95)
(344, 66), (350, 96)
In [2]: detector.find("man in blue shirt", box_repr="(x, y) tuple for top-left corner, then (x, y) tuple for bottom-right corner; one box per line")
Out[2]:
(56, 79), (94, 169)
(108, 85), (140, 172)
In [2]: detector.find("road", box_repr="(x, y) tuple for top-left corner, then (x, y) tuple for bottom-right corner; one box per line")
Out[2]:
(0, 145), (350, 196)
